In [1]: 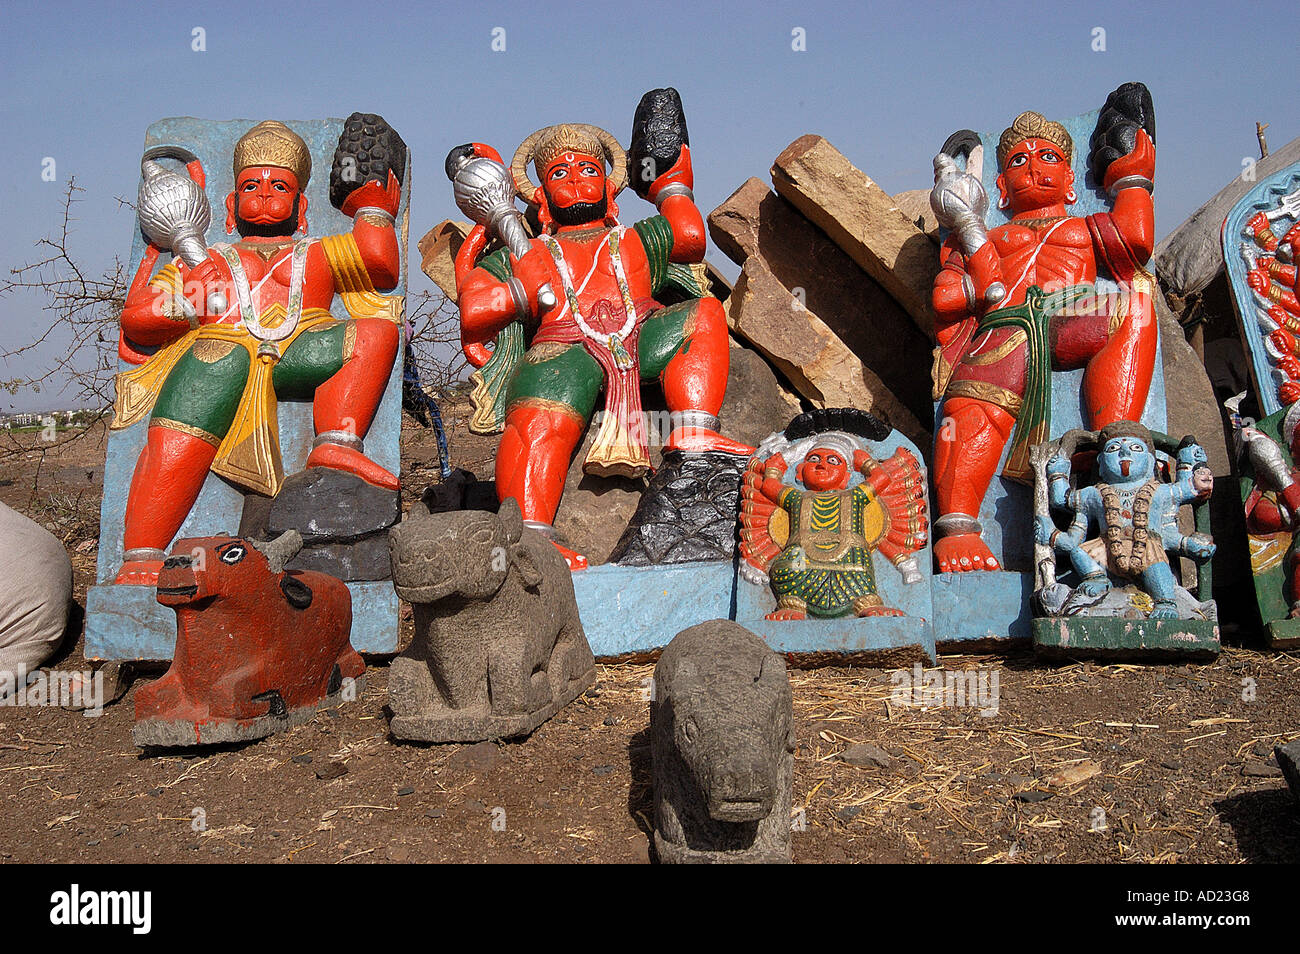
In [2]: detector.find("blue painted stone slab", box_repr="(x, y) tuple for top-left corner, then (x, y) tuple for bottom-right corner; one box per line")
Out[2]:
(572, 562), (736, 658)
(730, 429), (936, 662)
(85, 580), (399, 661)
(741, 617), (935, 665)
(932, 570), (1033, 650)
(933, 101), (1168, 647)
(86, 117), (408, 660)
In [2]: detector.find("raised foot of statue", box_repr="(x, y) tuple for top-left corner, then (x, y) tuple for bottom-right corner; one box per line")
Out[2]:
(552, 540), (589, 572)
(858, 606), (906, 618)
(934, 533), (1001, 573)
(305, 443), (400, 490)
(764, 607), (807, 621)
(664, 426), (755, 457)
(114, 559), (163, 586)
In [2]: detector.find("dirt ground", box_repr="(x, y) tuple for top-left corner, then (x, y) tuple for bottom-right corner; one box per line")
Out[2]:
(1, 418), (1298, 864)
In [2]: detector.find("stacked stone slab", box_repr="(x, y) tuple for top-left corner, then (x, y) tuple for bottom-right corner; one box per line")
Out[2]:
(708, 137), (940, 449)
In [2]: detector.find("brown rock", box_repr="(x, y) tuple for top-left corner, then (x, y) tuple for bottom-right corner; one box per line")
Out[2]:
(720, 335), (804, 448)
(417, 219), (472, 299)
(727, 257), (929, 447)
(836, 742), (896, 770)
(771, 136), (939, 337)
(892, 189), (940, 242)
(448, 740), (503, 774)
(554, 434), (648, 568)
(710, 179), (935, 425)
(1043, 760), (1102, 788)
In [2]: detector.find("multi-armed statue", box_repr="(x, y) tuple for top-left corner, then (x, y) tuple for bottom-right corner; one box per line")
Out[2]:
(1223, 157), (1300, 647)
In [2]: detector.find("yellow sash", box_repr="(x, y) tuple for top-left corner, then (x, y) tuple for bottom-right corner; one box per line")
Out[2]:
(111, 308), (337, 498)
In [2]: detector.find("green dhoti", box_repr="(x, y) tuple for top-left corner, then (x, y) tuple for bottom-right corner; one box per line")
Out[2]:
(149, 320), (351, 444)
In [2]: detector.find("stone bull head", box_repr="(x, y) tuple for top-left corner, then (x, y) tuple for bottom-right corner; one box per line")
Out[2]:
(388, 498), (543, 604)
(664, 653), (791, 822)
(652, 620), (795, 863)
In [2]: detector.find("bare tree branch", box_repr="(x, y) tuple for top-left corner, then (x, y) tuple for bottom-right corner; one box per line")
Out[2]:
(0, 178), (125, 411)
(405, 287), (470, 398)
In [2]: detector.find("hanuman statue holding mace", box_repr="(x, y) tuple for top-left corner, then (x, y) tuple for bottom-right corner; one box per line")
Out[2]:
(929, 83), (1159, 576)
(112, 115), (407, 585)
(449, 89), (751, 570)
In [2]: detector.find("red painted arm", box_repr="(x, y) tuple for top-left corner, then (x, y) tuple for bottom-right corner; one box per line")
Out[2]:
(1104, 129), (1156, 265)
(458, 265), (521, 367)
(1246, 492), (1289, 534)
(759, 453), (789, 501)
(120, 247), (194, 352)
(352, 217), (400, 291)
(933, 239), (974, 345)
(647, 145), (705, 264)
(343, 170), (402, 291)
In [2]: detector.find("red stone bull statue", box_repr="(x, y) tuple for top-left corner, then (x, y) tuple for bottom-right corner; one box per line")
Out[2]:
(133, 531), (363, 747)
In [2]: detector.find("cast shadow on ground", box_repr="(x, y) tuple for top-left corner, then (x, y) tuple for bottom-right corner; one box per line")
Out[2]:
(1214, 786), (1300, 862)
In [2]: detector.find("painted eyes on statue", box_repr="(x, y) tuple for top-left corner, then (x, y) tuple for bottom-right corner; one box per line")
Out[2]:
(549, 164), (600, 181)
(1009, 151), (1060, 167)
(806, 454), (842, 466)
(1104, 440), (1146, 454)
(241, 181), (290, 192)
(219, 544), (246, 565)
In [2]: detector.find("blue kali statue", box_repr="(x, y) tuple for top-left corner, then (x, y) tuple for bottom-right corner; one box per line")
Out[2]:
(1035, 421), (1215, 619)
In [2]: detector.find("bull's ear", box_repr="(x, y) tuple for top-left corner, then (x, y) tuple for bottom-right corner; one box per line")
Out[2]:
(498, 497), (523, 544)
(280, 574), (313, 610)
(253, 530), (303, 574)
(510, 543), (544, 590)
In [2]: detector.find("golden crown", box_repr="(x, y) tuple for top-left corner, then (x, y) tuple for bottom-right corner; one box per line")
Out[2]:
(531, 124), (608, 176)
(997, 111), (1074, 169)
(232, 120), (311, 187)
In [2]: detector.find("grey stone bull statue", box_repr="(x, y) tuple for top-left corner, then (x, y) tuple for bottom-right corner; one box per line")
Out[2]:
(651, 620), (795, 863)
(387, 498), (595, 742)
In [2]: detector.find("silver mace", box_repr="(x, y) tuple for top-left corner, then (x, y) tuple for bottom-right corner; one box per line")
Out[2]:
(930, 152), (1006, 307)
(136, 145), (227, 320)
(447, 153), (556, 312)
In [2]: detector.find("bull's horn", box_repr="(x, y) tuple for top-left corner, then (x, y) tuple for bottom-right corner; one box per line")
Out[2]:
(253, 530), (303, 573)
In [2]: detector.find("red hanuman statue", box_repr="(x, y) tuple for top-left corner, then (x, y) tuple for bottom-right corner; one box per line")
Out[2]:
(928, 84), (1158, 574)
(112, 117), (405, 585)
(451, 90), (750, 570)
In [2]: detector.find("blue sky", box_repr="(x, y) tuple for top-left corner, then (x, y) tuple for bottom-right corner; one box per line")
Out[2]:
(2, 0), (1297, 410)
